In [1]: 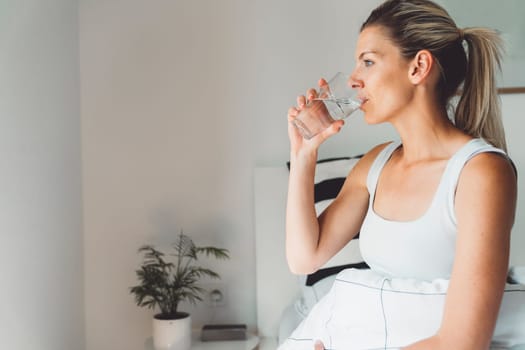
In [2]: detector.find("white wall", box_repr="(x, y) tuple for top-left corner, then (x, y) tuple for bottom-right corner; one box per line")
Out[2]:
(501, 94), (525, 266)
(80, 1), (256, 349)
(79, 1), (525, 349)
(0, 1), (84, 350)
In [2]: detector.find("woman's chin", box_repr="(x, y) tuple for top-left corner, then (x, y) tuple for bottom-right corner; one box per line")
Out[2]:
(364, 114), (381, 125)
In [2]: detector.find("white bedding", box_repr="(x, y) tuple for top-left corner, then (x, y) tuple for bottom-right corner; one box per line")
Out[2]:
(278, 268), (525, 350)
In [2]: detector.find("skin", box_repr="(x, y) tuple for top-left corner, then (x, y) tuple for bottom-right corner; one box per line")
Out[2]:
(286, 25), (517, 349)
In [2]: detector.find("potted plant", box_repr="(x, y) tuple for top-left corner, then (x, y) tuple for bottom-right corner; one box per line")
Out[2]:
(130, 231), (230, 350)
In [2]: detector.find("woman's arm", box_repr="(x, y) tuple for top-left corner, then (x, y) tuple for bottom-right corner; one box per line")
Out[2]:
(286, 142), (386, 274)
(403, 153), (517, 349)
(284, 84), (345, 275)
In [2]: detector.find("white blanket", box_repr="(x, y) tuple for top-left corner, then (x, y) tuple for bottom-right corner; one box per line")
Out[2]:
(278, 268), (525, 350)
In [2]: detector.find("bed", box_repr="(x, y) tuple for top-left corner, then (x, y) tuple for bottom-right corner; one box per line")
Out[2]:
(254, 160), (525, 350)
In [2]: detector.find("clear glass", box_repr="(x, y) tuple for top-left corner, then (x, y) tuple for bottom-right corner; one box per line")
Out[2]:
(292, 72), (361, 140)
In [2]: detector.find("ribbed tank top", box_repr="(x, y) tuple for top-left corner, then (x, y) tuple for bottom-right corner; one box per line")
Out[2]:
(359, 138), (507, 281)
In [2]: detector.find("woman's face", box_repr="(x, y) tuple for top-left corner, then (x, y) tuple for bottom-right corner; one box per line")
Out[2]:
(350, 25), (414, 124)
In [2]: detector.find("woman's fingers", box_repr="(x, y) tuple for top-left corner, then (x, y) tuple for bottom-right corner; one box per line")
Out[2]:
(296, 95), (306, 108)
(297, 82), (322, 108)
(314, 119), (344, 145)
(287, 106), (299, 121)
(314, 340), (325, 350)
(288, 80), (337, 150)
(287, 106), (304, 148)
(327, 119), (345, 134)
(317, 78), (329, 99)
(306, 88), (318, 101)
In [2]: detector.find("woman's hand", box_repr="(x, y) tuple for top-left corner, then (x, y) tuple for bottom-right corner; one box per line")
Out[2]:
(314, 340), (325, 350)
(287, 78), (345, 156)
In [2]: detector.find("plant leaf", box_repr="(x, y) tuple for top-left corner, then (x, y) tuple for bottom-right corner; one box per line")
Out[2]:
(194, 247), (230, 260)
(130, 232), (229, 317)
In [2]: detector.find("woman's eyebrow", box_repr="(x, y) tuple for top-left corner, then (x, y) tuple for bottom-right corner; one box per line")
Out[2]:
(358, 50), (379, 60)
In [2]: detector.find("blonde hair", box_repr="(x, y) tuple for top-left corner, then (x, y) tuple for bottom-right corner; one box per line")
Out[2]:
(362, 0), (507, 151)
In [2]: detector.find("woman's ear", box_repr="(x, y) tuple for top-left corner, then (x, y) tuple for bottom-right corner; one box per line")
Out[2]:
(408, 50), (435, 85)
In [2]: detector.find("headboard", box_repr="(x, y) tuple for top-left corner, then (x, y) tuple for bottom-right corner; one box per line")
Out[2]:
(254, 166), (300, 341)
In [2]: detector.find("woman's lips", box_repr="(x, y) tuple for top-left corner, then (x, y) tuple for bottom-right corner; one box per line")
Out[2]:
(359, 97), (369, 108)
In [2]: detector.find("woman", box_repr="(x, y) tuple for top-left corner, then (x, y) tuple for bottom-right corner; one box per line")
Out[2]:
(286, 0), (517, 348)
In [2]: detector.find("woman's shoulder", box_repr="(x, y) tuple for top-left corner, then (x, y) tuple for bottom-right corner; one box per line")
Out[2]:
(461, 150), (516, 182)
(454, 145), (517, 234)
(456, 147), (517, 204)
(458, 138), (514, 176)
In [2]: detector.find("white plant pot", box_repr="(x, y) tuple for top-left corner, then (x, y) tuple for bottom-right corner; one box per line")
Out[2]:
(152, 312), (191, 350)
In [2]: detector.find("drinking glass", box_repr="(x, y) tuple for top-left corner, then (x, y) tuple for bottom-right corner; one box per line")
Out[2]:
(292, 72), (361, 140)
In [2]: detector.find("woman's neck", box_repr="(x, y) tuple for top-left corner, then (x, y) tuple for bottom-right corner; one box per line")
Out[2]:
(391, 101), (470, 165)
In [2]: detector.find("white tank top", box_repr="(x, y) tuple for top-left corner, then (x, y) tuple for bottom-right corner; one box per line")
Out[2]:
(359, 138), (507, 281)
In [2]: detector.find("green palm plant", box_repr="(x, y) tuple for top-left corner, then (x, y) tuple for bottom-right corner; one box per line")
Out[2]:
(130, 231), (230, 319)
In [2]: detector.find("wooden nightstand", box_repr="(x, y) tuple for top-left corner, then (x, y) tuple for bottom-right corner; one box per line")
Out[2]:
(144, 330), (260, 350)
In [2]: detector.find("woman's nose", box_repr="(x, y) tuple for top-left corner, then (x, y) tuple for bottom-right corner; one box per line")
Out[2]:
(349, 71), (363, 89)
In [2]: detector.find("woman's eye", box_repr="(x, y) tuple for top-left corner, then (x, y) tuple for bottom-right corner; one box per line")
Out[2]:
(364, 59), (374, 67)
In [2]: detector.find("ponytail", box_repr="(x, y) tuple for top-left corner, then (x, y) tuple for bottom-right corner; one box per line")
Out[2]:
(455, 28), (507, 152)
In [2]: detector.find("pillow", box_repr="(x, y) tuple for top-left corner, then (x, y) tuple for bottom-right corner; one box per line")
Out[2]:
(287, 155), (369, 311)
(287, 156), (363, 215)
(509, 266), (525, 284)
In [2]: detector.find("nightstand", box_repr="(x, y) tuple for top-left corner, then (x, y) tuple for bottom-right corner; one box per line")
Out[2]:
(144, 330), (260, 350)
